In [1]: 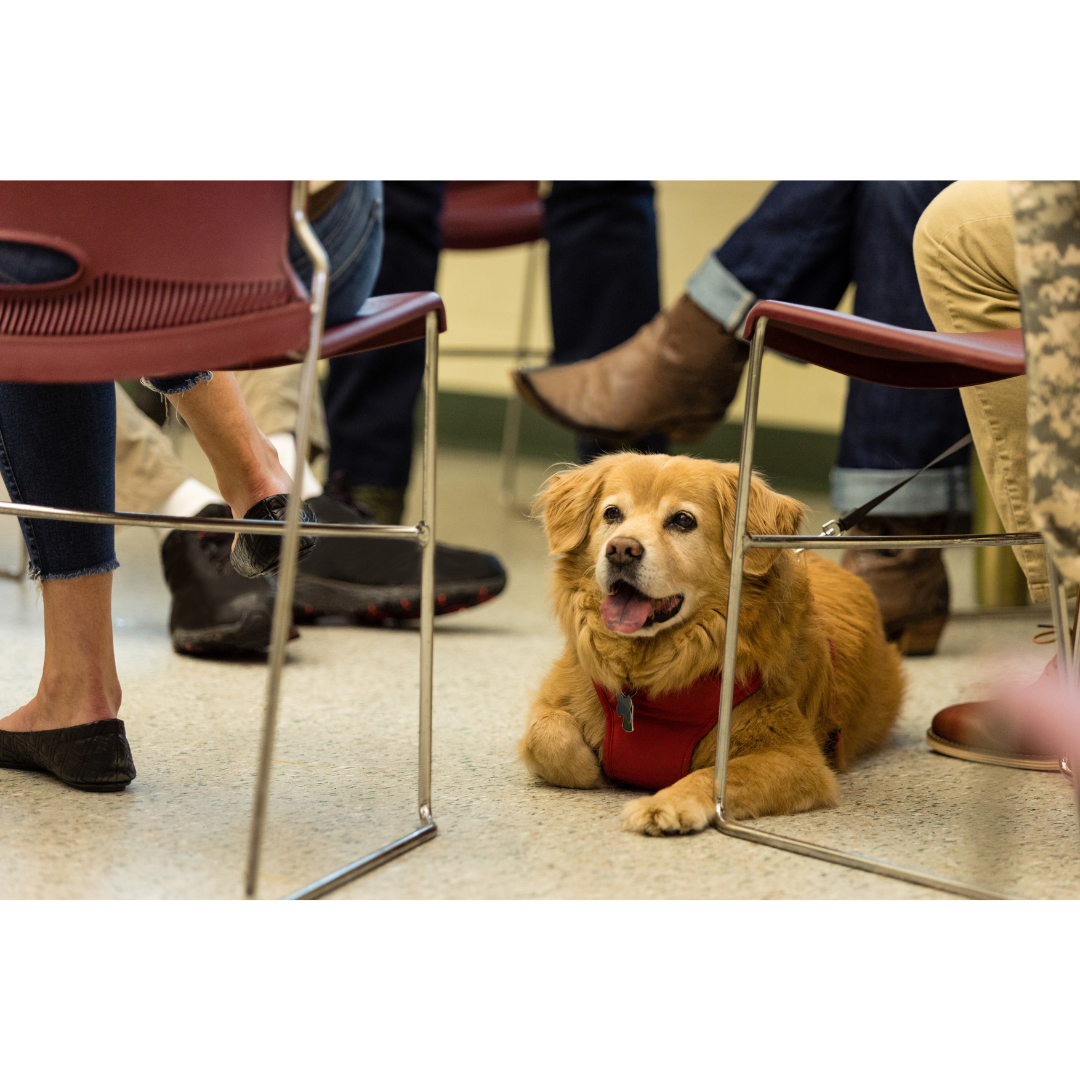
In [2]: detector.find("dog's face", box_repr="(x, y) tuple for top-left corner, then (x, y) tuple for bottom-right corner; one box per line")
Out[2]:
(536, 453), (804, 638)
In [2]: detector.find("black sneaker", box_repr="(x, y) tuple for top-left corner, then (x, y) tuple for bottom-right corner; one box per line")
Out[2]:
(293, 493), (508, 624)
(162, 504), (284, 657)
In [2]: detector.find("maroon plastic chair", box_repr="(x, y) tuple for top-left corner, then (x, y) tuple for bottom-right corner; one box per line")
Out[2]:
(713, 299), (1068, 900)
(0, 181), (445, 900)
(439, 181), (546, 508)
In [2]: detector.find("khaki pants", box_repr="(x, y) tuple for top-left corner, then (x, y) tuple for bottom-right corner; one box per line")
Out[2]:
(913, 181), (1048, 601)
(115, 364), (328, 515)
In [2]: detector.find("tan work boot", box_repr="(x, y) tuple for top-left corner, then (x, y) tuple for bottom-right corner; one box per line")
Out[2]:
(513, 294), (748, 443)
(842, 514), (952, 656)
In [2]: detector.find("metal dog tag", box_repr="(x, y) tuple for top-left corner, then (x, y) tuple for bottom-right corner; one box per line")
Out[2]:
(616, 691), (634, 733)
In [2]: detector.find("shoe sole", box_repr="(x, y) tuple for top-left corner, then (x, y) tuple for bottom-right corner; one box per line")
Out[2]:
(925, 729), (1063, 771)
(171, 607), (284, 657)
(292, 574), (506, 624)
(0, 760), (131, 792)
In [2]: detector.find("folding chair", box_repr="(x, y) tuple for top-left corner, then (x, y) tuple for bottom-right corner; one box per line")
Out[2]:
(716, 299), (1077, 900)
(439, 181), (546, 510)
(0, 181), (445, 899)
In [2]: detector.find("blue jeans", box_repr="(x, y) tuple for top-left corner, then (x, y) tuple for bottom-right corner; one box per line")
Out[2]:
(323, 180), (666, 490)
(0, 180), (384, 579)
(688, 181), (970, 516)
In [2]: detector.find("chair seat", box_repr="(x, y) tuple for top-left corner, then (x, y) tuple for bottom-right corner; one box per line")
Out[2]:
(440, 181), (544, 250)
(742, 300), (1026, 388)
(319, 292), (447, 359)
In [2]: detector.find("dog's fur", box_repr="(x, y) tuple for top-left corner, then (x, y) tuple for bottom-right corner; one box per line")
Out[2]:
(520, 452), (905, 835)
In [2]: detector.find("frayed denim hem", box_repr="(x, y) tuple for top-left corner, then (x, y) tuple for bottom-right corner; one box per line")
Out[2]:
(141, 371), (212, 396)
(29, 556), (120, 583)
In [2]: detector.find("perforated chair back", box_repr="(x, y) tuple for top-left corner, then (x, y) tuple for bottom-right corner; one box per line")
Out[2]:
(0, 181), (313, 383)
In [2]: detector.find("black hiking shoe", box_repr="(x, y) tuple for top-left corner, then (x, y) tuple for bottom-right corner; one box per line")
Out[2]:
(293, 493), (507, 624)
(162, 504), (288, 657)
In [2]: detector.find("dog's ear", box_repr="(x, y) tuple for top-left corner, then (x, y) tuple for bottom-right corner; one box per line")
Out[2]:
(533, 459), (613, 555)
(715, 465), (805, 576)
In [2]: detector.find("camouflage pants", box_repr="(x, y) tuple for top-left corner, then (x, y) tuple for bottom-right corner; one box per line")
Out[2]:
(1011, 181), (1080, 584)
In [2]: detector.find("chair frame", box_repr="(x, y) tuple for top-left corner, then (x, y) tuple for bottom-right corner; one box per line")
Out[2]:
(714, 314), (1078, 901)
(0, 182), (439, 900)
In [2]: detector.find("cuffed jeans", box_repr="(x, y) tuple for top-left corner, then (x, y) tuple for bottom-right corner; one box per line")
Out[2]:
(323, 180), (665, 491)
(687, 181), (971, 517)
(0, 240), (118, 580)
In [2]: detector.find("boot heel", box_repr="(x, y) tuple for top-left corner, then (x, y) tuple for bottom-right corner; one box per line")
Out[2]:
(894, 614), (948, 656)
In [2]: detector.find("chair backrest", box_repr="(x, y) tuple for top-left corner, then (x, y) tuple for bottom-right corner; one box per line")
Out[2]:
(0, 181), (310, 383)
(743, 300), (1026, 389)
(440, 181), (545, 250)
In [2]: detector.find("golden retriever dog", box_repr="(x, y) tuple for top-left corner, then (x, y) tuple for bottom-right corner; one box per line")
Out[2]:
(520, 452), (904, 835)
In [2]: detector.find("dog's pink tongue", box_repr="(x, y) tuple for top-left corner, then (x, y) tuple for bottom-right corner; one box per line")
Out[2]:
(601, 589), (653, 634)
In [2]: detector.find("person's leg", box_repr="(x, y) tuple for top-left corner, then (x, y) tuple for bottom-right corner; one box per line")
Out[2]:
(515, 181), (865, 440)
(1011, 181), (1080, 581)
(914, 181), (1065, 770)
(545, 181), (667, 462)
(913, 180), (1046, 600)
(324, 181), (440, 524)
(831, 181), (970, 654)
(0, 381), (130, 774)
(157, 372), (291, 523)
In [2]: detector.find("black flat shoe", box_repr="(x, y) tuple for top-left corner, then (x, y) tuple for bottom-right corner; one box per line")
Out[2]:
(0, 719), (136, 792)
(230, 494), (318, 579)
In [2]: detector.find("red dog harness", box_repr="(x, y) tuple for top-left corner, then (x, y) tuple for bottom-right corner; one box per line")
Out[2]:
(593, 670), (763, 790)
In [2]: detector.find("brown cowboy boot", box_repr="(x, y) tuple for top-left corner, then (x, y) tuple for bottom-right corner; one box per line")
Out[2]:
(513, 294), (748, 443)
(842, 514), (953, 656)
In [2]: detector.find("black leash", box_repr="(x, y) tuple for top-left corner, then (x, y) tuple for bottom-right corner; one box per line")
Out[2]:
(821, 433), (974, 536)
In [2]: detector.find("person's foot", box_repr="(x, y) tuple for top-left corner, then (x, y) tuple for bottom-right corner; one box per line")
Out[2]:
(162, 504), (288, 657)
(842, 514), (953, 656)
(292, 492), (508, 624)
(927, 656), (1065, 770)
(229, 494), (319, 579)
(513, 294), (748, 443)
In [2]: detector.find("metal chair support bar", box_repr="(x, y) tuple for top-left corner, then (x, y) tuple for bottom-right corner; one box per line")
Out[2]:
(0, 501), (426, 541)
(716, 815), (1011, 900)
(284, 821), (438, 900)
(749, 532), (1044, 550)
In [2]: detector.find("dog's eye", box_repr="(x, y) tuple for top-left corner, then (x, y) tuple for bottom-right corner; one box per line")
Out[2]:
(603, 505), (622, 524)
(666, 511), (697, 532)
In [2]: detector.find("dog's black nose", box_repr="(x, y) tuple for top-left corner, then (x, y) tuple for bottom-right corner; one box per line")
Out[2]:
(606, 536), (644, 566)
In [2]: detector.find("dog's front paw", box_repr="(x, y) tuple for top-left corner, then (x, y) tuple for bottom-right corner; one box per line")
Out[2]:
(621, 789), (715, 836)
(520, 710), (602, 789)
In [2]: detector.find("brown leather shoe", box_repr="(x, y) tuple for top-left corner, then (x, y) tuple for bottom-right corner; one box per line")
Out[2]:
(927, 657), (1063, 771)
(842, 514), (952, 656)
(513, 294), (748, 443)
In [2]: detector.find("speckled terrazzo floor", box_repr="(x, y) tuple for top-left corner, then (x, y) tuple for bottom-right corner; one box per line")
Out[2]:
(1, 446), (1077, 900)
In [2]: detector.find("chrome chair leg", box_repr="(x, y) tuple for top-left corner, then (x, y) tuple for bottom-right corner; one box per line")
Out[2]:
(245, 182), (331, 899)
(1046, 553), (1075, 687)
(711, 315), (1010, 900)
(245, 186), (441, 900)
(283, 310), (440, 901)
